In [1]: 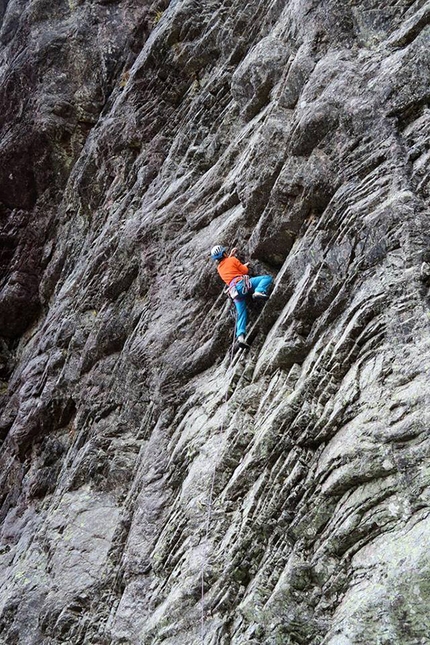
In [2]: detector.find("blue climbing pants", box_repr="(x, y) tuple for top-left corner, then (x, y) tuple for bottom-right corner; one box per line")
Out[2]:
(233, 275), (273, 338)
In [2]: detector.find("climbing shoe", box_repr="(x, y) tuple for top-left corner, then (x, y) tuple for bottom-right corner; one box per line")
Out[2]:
(237, 335), (250, 350)
(252, 292), (269, 300)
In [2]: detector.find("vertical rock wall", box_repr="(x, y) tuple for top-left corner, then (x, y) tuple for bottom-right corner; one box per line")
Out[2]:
(0, 0), (429, 643)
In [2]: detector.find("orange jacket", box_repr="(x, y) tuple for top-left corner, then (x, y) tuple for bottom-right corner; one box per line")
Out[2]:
(217, 256), (249, 285)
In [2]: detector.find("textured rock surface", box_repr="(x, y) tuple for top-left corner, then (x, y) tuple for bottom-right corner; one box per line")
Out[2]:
(0, 0), (430, 643)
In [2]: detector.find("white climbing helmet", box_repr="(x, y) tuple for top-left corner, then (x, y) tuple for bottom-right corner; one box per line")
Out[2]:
(210, 245), (226, 260)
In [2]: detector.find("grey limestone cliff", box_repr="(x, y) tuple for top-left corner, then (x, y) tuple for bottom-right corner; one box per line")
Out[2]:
(0, 0), (430, 643)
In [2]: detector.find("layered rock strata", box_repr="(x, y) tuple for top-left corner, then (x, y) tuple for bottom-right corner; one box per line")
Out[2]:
(0, 0), (429, 643)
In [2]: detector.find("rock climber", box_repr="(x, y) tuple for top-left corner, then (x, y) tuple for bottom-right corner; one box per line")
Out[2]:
(211, 245), (273, 349)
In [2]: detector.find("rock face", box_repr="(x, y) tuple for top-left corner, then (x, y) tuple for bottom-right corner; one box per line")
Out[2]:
(0, 0), (429, 643)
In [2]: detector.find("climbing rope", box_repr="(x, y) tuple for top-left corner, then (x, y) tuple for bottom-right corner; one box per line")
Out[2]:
(200, 467), (217, 643)
(200, 325), (237, 643)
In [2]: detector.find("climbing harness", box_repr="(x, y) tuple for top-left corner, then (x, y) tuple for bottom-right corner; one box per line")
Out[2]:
(227, 275), (252, 300)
